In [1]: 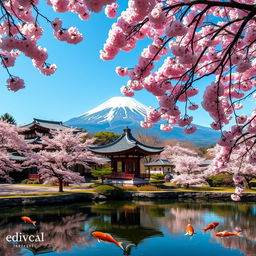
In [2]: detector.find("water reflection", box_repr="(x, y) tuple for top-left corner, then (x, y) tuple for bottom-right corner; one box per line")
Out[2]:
(0, 201), (255, 256)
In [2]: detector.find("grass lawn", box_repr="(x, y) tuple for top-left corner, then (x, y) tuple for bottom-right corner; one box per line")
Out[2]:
(18, 184), (56, 187)
(172, 186), (256, 193)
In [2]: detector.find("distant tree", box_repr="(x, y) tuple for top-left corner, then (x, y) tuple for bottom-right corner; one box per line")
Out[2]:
(161, 144), (206, 188)
(198, 145), (214, 158)
(135, 128), (162, 164)
(135, 128), (162, 146)
(90, 167), (113, 184)
(161, 144), (198, 159)
(208, 145), (256, 200)
(27, 129), (102, 192)
(93, 131), (120, 145)
(0, 113), (16, 125)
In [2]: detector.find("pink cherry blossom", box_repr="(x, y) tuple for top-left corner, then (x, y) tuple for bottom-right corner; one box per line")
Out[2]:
(25, 129), (103, 192)
(105, 3), (119, 18)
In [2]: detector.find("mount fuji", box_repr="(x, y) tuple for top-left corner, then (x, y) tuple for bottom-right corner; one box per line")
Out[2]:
(65, 96), (220, 146)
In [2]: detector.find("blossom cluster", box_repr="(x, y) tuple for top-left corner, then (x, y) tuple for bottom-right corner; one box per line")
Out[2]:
(0, 0), (116, 91)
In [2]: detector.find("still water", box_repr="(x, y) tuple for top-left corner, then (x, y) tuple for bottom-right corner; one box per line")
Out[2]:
(0, 200), (255, 256)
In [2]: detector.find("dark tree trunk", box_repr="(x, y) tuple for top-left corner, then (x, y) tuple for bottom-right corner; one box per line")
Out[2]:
(58, 178), (63, 192)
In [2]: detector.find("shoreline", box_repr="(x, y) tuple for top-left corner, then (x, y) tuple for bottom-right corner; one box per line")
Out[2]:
(1, 191), (256, 207)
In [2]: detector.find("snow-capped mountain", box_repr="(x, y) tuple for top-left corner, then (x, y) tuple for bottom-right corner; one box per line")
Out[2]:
(65, 96), (220, 146)
(65, 97), (147, 130)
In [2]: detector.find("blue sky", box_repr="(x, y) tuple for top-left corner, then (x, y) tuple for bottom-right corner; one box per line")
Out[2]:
(0, 2), (254, 127)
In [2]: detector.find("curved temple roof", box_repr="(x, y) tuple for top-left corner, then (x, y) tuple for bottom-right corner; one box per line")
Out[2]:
(21, 118), (79, 131)
(144, 159), (174, 167)
(90, 127), (163, 155)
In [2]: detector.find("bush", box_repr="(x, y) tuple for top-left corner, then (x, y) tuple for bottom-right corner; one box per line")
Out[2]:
(121, 186), (138, 191)
(137, 185), (161, 191)
(206, 173), (233, 187)
(21, 179), (30, 184)
(94, 185), (124, 198)
(91, 180), (101, 187)
(21, 179), (40, 184)
(149, 179), (165, 187)
(151, 174), (165, 180)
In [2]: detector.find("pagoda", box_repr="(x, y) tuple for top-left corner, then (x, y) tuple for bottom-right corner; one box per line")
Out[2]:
(90, 127), (163, 181)
(21, 118), (79, 143)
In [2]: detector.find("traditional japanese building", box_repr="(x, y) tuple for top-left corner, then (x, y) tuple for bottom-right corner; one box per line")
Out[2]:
(90, 127), (163, 183)
(144, 159), (175, 177)
(18, 118), (101, 183)
(21, 118), (79, 143)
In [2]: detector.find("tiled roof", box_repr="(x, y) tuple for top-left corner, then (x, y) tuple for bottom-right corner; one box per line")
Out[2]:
(144, 159), (174, 166)
(90, 127), (163, 154)
(21, 118), (75, 131)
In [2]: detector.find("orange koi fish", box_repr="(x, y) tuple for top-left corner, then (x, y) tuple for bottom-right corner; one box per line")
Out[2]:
(185, 224), (195, 236)
(203, 222), (219, 232)
(21, 216), (36, 227)
(92, 231), (124, 250)
(215, 231), (242, 237)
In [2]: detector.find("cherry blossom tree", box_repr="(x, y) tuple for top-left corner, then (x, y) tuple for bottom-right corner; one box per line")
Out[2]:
(208, 144), (256, 201)
(2, 0), (256, 174)
(0, 120), (28, 182)
(27, 129), (102, 192)
(161, 144), (198, 159)
(0, 0), (117, 91)
(161, 144), (206, 187)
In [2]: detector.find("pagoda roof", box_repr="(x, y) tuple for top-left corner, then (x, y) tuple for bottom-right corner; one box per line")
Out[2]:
(21, 118), (77, 131)
(144, 159), (174, 167)
(90, 127), (163, 155)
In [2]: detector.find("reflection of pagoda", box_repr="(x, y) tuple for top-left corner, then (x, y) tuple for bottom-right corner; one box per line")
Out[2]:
(91, 204), (163, 248)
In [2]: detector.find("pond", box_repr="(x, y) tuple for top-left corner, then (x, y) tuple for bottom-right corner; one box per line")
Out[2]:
(0, 200), (255, 256)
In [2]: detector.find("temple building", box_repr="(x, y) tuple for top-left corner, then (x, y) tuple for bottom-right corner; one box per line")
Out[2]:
(16, 118), (102, 183)
(90, 127), (163, 185)
(21, 118), (79, 143)
(144, 159), (175, 177)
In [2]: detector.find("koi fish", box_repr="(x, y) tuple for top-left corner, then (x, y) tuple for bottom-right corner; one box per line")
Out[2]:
(92, 231), (135, 253)
(185, 224), (195, 236)
(21, 216), (36, 227)
(215, 231), (242, 237)
(203, 222), (219, 232)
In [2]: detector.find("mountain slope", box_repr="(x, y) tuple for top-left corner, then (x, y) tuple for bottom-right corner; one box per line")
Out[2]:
(65, 96), (220, 146)
(65, 97), (147, 129)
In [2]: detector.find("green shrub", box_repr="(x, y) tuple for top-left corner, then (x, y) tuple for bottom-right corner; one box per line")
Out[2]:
(206, 173), (233, 187)
(138, 185), (161, 191)
(91, 180), (101, 187)
(21, 179), (30, 184)
(121, 186), (138, 191)
(149, 179), (165, 187)
(94, 185), (124, 198)
(21, 179), (40, 184)
(151, 174), (165, 180)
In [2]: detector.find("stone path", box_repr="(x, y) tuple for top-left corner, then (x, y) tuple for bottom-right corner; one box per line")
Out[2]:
(0, 184), (58, 195)
(0, 184), (93, 196)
